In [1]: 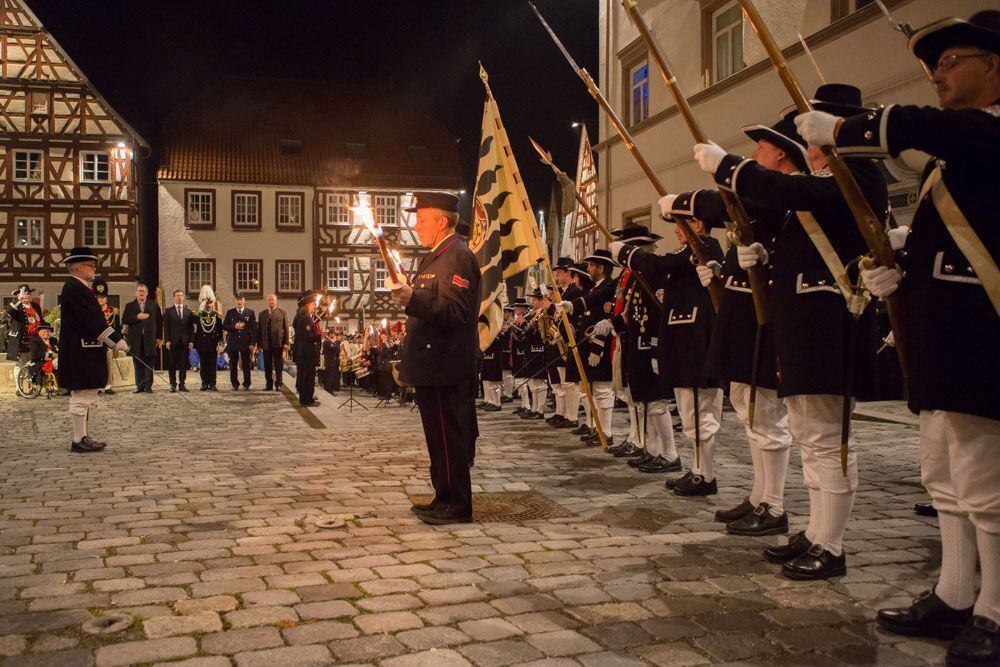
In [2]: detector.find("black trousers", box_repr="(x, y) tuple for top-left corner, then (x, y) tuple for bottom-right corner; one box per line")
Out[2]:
(167, 343), (188, 387)
(198, 348), (217, 387)
(414, 384), (474, 517)
(229, 348), (253, 388)
(296, 359), (316, 404)
(262, 347), (284, 388)
(132, 346), (154, 390)
(323, 364), (340, 392)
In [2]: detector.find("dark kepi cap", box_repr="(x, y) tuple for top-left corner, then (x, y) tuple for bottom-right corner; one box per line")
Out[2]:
(297, 289), (319, 306)
(582, 248), (620, 268)
(742, 115), (810, 173)
(233, 291), (245, 299)
(611, 224), (662, 244)
(910, 10), (1000, 69)
(11, 284), (34, 296)
(62, 246), (99, 265)
(554, 256), (575, 270)
(92, 279), (109, 296)
(403, 191), (460, 213)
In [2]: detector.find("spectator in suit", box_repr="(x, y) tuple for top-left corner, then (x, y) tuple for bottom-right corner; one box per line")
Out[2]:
(162, 289), (193, 392)
(121, 283), (161, 393)
(223, 292), (257, 390)
(257, 293), (289, 391)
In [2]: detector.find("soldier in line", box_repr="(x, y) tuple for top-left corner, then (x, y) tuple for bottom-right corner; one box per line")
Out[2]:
(509, 300), (533, 416)
(478, 319), (504, 411)
(223, 291), (258, 391)
(548, 257), (580, 428)
(794, 10), (1000, 662)
(193, 286), (223, 391)
(518, 288), (550, 420)
(563, 262), (595, 434)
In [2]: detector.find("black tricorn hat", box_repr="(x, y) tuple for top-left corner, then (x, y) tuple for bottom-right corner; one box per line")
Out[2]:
(583, 248), (620, 268)
(570, 262), (595, 285)
(910, 10), (1000, 69)
(62, 246), (99, 264)
(92, 279), (109, 296)
(511, 300), (530, 309)
(528, 288), (550, 299)
(742, 115), (810, 173)
(404, 191), (460, 213)
(297, 290), (319, 306)
(554, 256), (575, 270)
(11, 284), (34, 296)
(782, 83), (870, 120)
(611, 224), (662, 244)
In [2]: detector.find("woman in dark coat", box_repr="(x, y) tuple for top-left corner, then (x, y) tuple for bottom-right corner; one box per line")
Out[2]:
(293, 291), (321, 406)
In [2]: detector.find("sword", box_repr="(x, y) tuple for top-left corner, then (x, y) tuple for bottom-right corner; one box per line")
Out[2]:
(129, 351), (200, 409)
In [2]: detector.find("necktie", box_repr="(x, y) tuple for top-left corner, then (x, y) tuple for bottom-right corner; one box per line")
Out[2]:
(139, 301), (145, 313)
(177, 306), (182, 318)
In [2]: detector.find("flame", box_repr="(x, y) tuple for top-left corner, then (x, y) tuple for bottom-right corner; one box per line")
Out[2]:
(335, 316), (341, 323)
(350, 197), (381, 238)
(381, 318), (387, 330)
(313, 294), (321, 308)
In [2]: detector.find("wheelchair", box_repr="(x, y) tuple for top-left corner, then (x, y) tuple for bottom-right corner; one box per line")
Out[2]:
(15, 362), (59, 399)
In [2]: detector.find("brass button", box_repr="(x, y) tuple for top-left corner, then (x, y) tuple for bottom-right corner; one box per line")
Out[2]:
(864, 130), (873, 140)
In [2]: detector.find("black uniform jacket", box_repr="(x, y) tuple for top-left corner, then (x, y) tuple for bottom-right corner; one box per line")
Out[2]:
(223, 307), (258, 353)
(681, 189), (782, 389)
(5, 300), (43, 361)
(163, 305), (193, 346)
(293, 313), (321, 366)
(558, 284), (585, 383)
(714, 153), (887, 399)
(837, 102), (1000, 421)
(622, 237), (725, 390)
(399, 234), (482, 387)
(569, 277), (616, 383)
(513, 317), (546, 379)
(57, 277), (122, 390)
(193, 311), (222, 353)
(607, 267), (671, 401)
(480, 332), (504, 382)
(122, 299), (162, 353)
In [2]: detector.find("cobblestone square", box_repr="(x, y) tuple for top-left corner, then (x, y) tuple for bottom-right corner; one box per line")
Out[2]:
(0, 375), (943, 666)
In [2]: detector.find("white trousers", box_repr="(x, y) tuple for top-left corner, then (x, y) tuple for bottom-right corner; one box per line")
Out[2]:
(730, 382), (792, 512)
(69, 389), (99, 442)
(482, 380), (502, 407)
(529, 378), (548, 414)
(563, 382), (579, 423)
(624, 393), (641, 446)
(786, 393), (858, 556)
(674, 387), (723, 480)
(645, 399), (678, 460)
(104, 350), (116, 390)
(591, 381), (614, 435)
(551, 368), (566, 417)
(502, 370), (514, 398)
(519, 381), (531, 410)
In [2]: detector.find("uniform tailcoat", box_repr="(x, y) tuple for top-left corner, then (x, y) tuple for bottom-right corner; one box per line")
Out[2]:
(56, 277), (121, 390)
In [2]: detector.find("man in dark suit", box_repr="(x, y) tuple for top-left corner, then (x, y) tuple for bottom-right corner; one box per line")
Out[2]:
(162, 289), (193, 392)
(257, 293), (289, 390)
(121, 283), (162, 393)
(223, 292), (257, 390)
(391, 192), (481, 525)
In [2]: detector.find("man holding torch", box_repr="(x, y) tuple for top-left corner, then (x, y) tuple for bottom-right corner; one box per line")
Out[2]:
(387, 192), (481, 525)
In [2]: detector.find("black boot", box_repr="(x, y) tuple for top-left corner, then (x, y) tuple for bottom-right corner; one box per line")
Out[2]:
(571, 424), (591, 436)
(665, 470), (693, 491)
(782, 544), (846, 580)
(763, 530), (813, 564)
(726, 503), (789, 536)
(672, 473), (718, 497)
(947, 616), (1000, 666)
(876, 590), (972, 640)
(715, 497), (755, 523)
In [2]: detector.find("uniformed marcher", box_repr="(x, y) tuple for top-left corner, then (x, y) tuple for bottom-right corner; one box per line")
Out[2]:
(557, 249), (619, 446)
(499, 306), (516, 403)
(56, 247), (127, 452)
(694, 83), (887, 579)
(223, 292), (258, 391)
(193, 286), (223, 391)
(519, 288), (550, 420)
(292, 291), (321, 407)
(563, 263), (595, 433)
(6, 285), (43, 363)
(795, 11), (1000, 660)
(479, 320), (504, 411)
(389, 191), (482, 525)
(92, 280), (122, 395)
(549, 257), (580, 428)
(509, 301), (533, 416)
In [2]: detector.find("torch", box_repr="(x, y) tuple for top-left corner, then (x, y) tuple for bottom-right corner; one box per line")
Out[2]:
(352, 201), (402, 284)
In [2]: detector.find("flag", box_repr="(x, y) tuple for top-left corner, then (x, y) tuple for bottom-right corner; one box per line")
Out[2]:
(469, 65), (547, 351)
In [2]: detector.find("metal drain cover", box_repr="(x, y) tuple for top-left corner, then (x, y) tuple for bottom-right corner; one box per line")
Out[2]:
(410, 491), (574, 523)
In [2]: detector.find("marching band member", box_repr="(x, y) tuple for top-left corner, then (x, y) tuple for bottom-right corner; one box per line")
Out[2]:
(293, 290), (322, 407)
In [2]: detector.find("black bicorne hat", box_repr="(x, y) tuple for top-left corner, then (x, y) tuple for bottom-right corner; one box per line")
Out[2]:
(297, 290), (319, 306)
(62, 246), (99, 265)
(742, 115), (810, 173)
(36, 322), (54, 332)
(582, 248), (620, 268)
(511, 300), (530, 309)
(11, 284), (34, 296)
(910, 10), (1000, 69)
(610, 224), (662, 244)
(554, 256), (575, 270)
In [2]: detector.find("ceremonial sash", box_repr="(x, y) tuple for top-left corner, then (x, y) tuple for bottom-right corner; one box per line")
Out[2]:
(918, 165), (1000, 316)
(795, 211), (871, 316)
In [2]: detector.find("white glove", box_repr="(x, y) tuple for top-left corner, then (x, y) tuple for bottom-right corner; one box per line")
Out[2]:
(115, 339), (128, 353)
(587, 352), (600, 367)
(609, 241), (627, 263)
(888, 225), (910, 251)
(693, 142), (726, 174)
(737, 242), (769, 269)
(592, 319), (613, 337)
(658, 194), (678, 219)
(696, 260), (722, 288)
(556, 300), (574, 316)
(794, 110), (840, 147)
(883, 330), (896, 348)
(861, 265), (902, 298)
(651, 358), (659, 375)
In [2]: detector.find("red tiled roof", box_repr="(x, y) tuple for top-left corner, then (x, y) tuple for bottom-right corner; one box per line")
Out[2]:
(156, 78), (463, 190)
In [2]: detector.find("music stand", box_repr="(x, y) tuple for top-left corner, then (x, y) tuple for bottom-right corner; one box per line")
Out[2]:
(337, 377), (367, 412)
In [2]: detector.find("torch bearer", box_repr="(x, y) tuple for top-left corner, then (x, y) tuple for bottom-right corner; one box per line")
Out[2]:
(353, 202), (402, 284)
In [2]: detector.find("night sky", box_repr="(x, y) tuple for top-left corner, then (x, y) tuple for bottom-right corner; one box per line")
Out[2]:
(29, 0), (599, 218)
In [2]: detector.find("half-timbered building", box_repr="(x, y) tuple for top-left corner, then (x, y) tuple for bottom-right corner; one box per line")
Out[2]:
(0, 0), (147, 310)
(157, 78), (463, 327)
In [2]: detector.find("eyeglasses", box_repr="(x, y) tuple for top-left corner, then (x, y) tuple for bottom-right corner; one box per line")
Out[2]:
(933, 52), (992, 73)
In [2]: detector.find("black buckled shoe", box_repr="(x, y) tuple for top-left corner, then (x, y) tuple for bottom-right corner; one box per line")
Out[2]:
(948, 615), (1000, 666)
(726, 503), (789, 536)
(606, 440), (632, 455)
(557, 419), (577, 429)
(571, 424), (591, 436)
(763, 531), (812, 564)
(483, 404), (501, 412)
(876, 590), (973, 640)
(513, 406), (527, 416)
(665, 470), (693, 490)
(627, 451), (654, 468)
(782, 543), (846, 580)
(500, 395), (513, 403)
(70, 439), (104, 453)
(81, 436), (107, 450)
(672, 473), (718, 497)
(612, 442), (642, 458)
(581, 429), (598, 442)
(715, 498), (755, 523)
(915, 502), (939, 518)
(528, 411), (544, 420)
(638, 456), (683, 473)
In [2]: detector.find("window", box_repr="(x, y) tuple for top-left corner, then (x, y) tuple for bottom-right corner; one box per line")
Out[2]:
(185, 189), (215, 227)
(326, 193), (351, 225)
(29, 91), (48, 116)
(629, 61), (650, 126)
(374, 259), (388, 292)
(80, 151), (110, 182)
(14, 217), (43, 248)
(82, 218), (109, 248)
(276, 192), (304, 229)
(233, 259), (263, 295)
(713, 1), (744, 82)
(276, 260), (305, 296)
(374, 194), (397, 227)
(185, 258), (215, 297)
(326, 258), (350, 291)
(13, 150), (43, 182)
(622, 207), (653, 234)
(232, 191), (261, 229)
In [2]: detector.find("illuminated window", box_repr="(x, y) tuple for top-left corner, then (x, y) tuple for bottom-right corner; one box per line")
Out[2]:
(326, 193), (351, 225)
(374, 194), (397, 227)
(13, 150), (43, 182)
(630, 61), (649, 125)
(82, 218), (109, 248)
(326, 258), (350, 291)
(80, 151), (110, 182)
(234, 260), (262, 294)
(15, 218), (43, 248)
(232, 192), (261, 228)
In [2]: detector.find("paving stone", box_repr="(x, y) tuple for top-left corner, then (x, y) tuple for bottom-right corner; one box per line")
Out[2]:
(28, 634), (78, 652)
(457, 639), (543, 666)
(329, 634), (406, 662)
(417, 601), (499, 624)
(579, 621), (652, 649)
(152, 659), (232, 667)
(381, 648), (472, 667)
(458, 617), (525, 642)
(143, 611), (223, 638)
(282, 619), (358, 645)
(356, 593), (422, 612)
(233, 644), (332, 667)
(174, 595), (239, 615)
(354, 610), (423, 634)
(296, 583), (362, 601)
(578, 652), (647, 667)
(223, 606), (298, 628)
(395, 626), (471, 650)
(294, 599), (357, 620)
(4, 648), (94, 667)
(201, 627), (284, 655)
(631, 642), (711, 666)
(241, 589), (300, 607)
(0, 634), (28, 656)
(95, 637), (197, 667)
(525, 629), (601, 656)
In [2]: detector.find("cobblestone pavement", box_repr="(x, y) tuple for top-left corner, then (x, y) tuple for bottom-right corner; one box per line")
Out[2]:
(0, 373), (944, 666)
